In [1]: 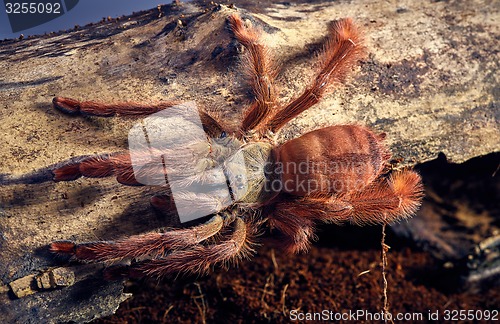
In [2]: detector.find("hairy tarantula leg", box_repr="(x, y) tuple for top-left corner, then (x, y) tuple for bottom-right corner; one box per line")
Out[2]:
(53, 97), (180, 117)
(0, 155), (91, 185)
(0, 154), (117, 185)
(228, 14), (279, 133)
(0, 152), (163, 186)
(50, 215), (224, 262)
(53, 147), (203, 186)
(50, 152), (144, 185)
(268, 206), (316, 254)
(105, 218), (253, 279)
(1, 140), (222, 187)
(9, 152), (142, 185)
(268, 170), (423, 253)
(279, 169), (424, 226)
(53, 97), (224, 137)
(265, 18), (365, 133)
(328, 169), (424, 225)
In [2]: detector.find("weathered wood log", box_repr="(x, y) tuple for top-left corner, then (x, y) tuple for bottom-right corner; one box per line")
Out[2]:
(0, 0), (498, 322)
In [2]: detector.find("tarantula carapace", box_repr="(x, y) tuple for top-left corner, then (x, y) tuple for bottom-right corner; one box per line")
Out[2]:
(3, 13), (423, 279)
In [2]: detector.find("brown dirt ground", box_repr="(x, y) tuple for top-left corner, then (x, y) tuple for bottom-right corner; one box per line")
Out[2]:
(94, 226), (499, 323)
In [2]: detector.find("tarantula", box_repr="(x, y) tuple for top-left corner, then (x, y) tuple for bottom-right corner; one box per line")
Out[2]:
(3, 13), (423, 279)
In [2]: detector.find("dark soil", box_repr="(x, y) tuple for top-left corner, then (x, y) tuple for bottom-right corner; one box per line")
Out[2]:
(94, 227), (499, 323)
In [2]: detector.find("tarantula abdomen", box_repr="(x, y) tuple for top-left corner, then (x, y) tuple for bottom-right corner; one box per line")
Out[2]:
(274, 125), (390, 196)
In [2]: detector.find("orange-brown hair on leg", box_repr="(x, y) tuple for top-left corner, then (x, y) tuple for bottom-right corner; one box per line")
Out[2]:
(286, 170), (424, 226)
(107, 218), (258, 279)
(53, 97), (225, 137)
(49, 215), (225, 262)
(51, 154), (117, 182)
(386, 169), (425, 219)
(335, 170), (423, 225)
(228, 14), (279, 133)
(53, 97), (180, 117)
(268, 203), (317, 254)
(265, 18), (366, 133)
(50, 152), (143, 186)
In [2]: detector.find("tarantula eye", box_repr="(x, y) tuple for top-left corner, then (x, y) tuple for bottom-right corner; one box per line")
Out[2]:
(220, 131), (227, 138)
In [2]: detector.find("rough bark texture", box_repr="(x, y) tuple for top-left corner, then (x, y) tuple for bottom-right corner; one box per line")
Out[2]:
(0, 0), (498, 322)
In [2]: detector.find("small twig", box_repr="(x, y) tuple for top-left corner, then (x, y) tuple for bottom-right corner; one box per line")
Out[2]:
(260, 274), (274, 310)
(280, 284), (289, 316)
(192, 283), (207, 324)
(492, 162), (499, 177)
(381, 220), (394, 324)
(162, 305), (174, 322)
(357, 269), (371, 277)
(271, 248), (279, 273)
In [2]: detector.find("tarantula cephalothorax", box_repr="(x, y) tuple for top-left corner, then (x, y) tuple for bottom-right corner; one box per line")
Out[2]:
(3, 13), (423, 279)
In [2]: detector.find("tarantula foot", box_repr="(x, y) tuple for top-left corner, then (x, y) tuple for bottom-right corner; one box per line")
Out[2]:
(53, 97), (81, 115)
(50, 241), (101, 261)
(52, 163), (82, 181)
(50, 241), (77, 255)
